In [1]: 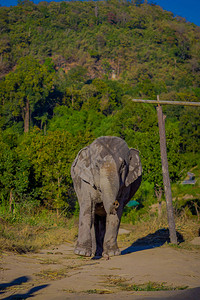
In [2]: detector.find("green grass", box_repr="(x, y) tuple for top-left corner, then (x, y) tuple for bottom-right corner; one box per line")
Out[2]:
(118, 281), (188, 291)
(34, 265), (82, 281)
(105, 275), (188, 291)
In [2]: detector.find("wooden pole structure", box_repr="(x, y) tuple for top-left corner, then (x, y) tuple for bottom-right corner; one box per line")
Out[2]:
(156, 96), (177, 244)
(129, 97), (200, 244)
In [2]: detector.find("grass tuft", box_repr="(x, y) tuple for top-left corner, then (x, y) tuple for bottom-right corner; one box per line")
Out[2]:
(105, 275), (188, 292)
(34, 264), (82, 281)
(118, 281), (188, 292)
(35, 268), (69, 280)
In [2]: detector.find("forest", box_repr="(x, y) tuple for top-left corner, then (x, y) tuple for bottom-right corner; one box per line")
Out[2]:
(0, 0), (199, 224)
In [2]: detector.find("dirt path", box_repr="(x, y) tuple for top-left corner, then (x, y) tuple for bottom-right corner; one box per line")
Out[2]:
(1, 236), (200, 300)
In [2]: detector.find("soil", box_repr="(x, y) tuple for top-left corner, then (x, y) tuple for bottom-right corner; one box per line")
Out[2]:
(0, 229), (200, 300)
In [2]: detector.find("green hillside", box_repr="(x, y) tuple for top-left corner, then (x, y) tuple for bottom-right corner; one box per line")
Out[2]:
(0, 0), (199, 223)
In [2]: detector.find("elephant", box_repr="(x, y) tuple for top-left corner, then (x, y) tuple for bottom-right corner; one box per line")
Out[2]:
(71, 136), (142, 257)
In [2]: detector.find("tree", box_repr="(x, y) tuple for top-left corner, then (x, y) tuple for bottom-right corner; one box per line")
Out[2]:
(48, 106), (103, 136)
(0, 136), (30, 211)
(132, 0), (143, 6)
(17, 0), (32, 5)
(0, 56), (54, 132)
(179, 107), (200, 153)
(19, 129), (93, 215)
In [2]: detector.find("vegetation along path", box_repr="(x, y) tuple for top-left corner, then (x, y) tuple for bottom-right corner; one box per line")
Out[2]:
(1, 230), (200, 300)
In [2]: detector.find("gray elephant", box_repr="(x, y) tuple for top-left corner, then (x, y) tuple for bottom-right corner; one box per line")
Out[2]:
(71, 136), (142, 257)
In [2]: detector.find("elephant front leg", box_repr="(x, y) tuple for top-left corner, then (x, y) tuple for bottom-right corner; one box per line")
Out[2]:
(74, 183), (95, 257)
(102, 206), (123, 257)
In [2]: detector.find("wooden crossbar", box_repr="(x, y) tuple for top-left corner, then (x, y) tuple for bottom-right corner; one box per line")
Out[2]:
(131, 99), (200, 106)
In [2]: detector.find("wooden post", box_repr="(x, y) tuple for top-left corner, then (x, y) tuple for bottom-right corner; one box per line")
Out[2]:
(156, 96), (177, 244)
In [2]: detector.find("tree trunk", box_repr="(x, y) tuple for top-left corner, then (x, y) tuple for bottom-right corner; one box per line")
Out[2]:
(24, 99), (30, 133)
(193, 202), (199, 221)
(157, 103), (178, 244)
(117, 59), (120, 78)
(9, 189), (13, 213)
(44, 123), (47, 135)
(56, 176), (61, 220)
(72, 94), (74, 107)
(95, 4), (98, 18)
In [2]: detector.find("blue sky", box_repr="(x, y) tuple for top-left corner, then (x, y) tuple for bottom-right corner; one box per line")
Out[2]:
(0, 0), (200, 27)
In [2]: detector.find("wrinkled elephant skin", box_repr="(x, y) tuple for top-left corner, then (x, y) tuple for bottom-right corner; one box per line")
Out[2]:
(71, 136), (142, 257)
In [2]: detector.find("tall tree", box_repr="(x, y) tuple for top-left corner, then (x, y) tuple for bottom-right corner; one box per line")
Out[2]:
(0, 137), (30, 210)
(0, 56), (54, 132)
(19, 129), (93, 215)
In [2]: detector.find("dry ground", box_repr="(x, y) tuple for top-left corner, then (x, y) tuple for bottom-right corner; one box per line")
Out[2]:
(1, 229), (200, 300)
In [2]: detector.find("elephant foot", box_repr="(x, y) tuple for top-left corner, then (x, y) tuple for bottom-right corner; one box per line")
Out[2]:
(102, 248), (121, 257)
(74, 247), (92, 257)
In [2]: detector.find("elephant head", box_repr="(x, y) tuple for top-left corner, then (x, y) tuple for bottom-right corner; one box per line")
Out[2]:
(71, 145), (119, 214)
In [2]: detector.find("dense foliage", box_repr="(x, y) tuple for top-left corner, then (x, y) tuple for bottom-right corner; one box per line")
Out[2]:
(0, 0), (199, 216)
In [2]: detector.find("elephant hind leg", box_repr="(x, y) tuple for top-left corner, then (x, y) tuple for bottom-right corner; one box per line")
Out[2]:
(94, 214), (106, 257)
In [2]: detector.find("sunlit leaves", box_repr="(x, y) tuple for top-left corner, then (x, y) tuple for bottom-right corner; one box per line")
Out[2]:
(17, 128), (93, 213)
(0, 136), (30, 203)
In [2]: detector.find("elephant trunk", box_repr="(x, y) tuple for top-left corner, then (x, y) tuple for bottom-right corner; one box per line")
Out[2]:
(100, 160), (119, 215)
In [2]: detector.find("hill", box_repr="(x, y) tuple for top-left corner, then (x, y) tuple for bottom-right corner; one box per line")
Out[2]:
(0, 0), (199, 220)
(0, 1), (200, 89)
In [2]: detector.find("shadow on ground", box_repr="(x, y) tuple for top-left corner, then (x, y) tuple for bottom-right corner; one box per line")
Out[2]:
(0, 276), (49, 300)
(121, 228), (184, 255)
(0, 276), (29, 292)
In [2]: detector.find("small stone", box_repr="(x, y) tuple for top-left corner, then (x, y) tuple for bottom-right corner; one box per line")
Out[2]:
(103, 253), (110, 260)
(118, 228), (131, 235)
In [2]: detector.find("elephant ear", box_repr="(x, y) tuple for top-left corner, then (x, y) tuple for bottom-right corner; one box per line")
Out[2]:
(125, 148), (142, 187)
(71, 147), (95, 187)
